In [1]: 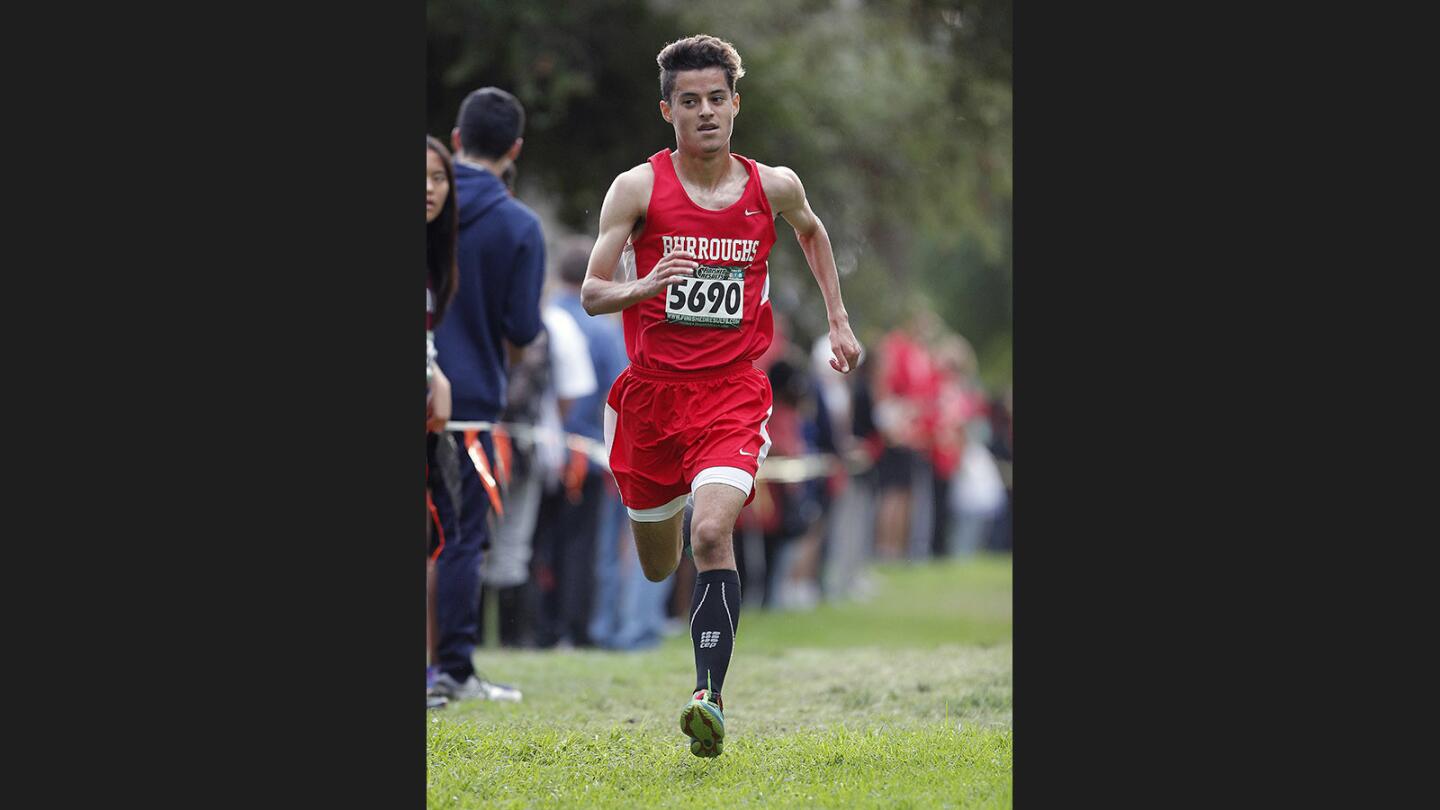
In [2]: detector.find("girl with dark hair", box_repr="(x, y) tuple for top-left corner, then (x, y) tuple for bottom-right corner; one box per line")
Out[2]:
(427, 135), (460, 329)
(427, 135), (461, 709)
(427, 135), (459, 431)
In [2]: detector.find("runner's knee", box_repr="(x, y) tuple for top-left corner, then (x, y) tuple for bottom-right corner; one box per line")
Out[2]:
(691, 514), (732, 555)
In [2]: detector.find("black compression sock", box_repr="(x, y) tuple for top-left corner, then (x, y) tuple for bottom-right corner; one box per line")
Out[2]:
(690, 569), (741, 696)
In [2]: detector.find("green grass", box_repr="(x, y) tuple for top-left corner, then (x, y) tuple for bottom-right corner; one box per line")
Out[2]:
(428, 553), (1012, 808)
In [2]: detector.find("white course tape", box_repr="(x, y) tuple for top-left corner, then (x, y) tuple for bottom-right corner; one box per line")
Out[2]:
(442, 421), (873, 482)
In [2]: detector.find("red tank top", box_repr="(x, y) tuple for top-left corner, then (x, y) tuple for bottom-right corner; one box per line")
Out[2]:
(624, 149), (776, 373)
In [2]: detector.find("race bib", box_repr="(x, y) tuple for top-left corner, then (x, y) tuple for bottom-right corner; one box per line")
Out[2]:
(665, 265), (745, 328)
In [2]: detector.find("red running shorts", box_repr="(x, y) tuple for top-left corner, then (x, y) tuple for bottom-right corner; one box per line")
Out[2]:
(604, 361), (774, 521)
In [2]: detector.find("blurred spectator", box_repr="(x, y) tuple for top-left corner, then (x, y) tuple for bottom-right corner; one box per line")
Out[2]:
(778, 339), (849, 608)
(480, 328), (552, 648)
(429, 87), (542, 703)
(939, 338), (1006, 556)
(812, 334), (872, 601)
(731, 309), (789, 598)
(928, 334), (975, 558)
(949, 433), (1006, 555)
(984, 387), (1013, 552)
(750, 357), (808, 605)
(605, 516), (673, 650)
(810, 334), (854, 447)
(869, 315), (935, 560)
(528, 300), (598, 648)
(763, 355), (827, 609)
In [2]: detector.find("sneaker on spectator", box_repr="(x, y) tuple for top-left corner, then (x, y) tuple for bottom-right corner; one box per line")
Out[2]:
(430, 672), (523, 703)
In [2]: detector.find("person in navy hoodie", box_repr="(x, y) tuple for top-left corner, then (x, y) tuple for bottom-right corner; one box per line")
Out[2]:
(428, 87), (545, 703)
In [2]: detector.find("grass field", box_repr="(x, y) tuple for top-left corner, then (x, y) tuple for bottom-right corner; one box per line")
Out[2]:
(427, 553), (1012, 808)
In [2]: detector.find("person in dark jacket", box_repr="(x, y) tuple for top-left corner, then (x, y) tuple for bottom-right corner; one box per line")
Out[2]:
(428, 87), (545, 703)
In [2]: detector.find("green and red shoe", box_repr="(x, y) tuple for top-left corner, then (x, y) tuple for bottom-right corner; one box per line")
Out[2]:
(680, 688), (725, 757)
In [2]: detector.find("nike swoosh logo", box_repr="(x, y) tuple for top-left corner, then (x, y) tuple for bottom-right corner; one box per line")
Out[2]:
(739, 449), (753, 456)
(744, 209), (762, 216)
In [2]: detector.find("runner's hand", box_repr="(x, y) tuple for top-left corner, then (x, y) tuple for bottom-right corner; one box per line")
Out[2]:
(640, 249), (696, 298)
(828, 319), (862, 374)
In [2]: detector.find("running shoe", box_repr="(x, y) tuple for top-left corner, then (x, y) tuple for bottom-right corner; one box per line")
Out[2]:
(680, 688), (725, 757)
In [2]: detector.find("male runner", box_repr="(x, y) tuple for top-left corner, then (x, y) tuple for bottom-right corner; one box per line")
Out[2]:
(581, 34), (862, 758)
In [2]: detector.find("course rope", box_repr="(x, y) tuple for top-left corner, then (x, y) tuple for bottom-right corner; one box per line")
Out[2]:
(442, 420), (873, 483)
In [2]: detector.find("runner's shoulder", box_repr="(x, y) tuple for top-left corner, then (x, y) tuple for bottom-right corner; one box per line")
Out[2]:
(613, 162), (656, 197)
(755, 162), (804, 207)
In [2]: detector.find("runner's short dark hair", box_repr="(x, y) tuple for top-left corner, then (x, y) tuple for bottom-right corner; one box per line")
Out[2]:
(656, 35), (745, 102)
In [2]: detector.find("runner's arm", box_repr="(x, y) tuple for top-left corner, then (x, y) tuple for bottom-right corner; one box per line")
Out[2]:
(582, 170), (697, 315)
(771, 167), (863, 373)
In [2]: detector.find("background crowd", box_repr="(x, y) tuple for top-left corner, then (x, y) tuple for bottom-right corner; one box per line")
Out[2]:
(469, 262), (1014, 655)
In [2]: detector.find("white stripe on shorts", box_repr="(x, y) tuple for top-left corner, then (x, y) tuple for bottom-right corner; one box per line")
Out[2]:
(603, 403), (621, 492)
(691, 466), (753, 497)
(627, 492), (689, 523)
(757, 404), (774, 465)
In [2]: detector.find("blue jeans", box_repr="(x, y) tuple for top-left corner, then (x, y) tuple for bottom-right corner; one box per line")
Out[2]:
(587, 485), (626, 647)
(612, 514), (671, 651)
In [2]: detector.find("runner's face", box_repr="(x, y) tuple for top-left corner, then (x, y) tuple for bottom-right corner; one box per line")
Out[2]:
(426, 148), (449, 223)
(662, 68), (739, 155)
